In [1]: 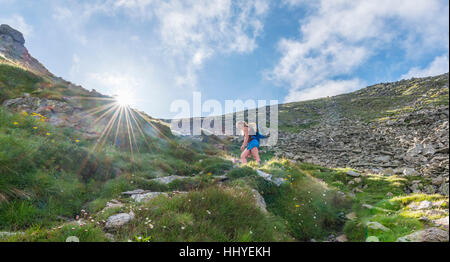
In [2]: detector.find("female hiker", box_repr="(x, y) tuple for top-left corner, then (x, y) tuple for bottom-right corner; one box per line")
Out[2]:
(236, 121), (264, 165)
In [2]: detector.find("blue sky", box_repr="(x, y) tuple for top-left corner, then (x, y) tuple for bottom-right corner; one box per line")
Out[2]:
(1, 0), (449, 118)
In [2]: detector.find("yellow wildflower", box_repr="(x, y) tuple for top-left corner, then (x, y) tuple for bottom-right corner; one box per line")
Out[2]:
(33, 126), (38, 130)
(75, 139), (80, 143)
(46, 132), (51, 136)
(295, 204), (300, 208)
(207, 172), (212, 176)
(22, 111), (28, 116)
(13, 122), (19, 125)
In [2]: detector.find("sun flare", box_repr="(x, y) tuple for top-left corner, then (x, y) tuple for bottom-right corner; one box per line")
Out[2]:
(114, 92), (134, 107)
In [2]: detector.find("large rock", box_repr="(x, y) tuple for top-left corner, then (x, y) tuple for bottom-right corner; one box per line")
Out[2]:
(256, 170), (285, 186)
(346, 170), (360, 177)
(122, 189), (147, 196)
(407, 144), (423, 157)
(131, 192), (168, 203)
(422, 144), (436, 156)
(103, 199), (124, 211)
(366, 221), (391, 232)
(432, 216), (449, 230)
(396, 228), (449, 242)
(251, 189), (267, 213)
(403, 168), (419, 176)
(373, 155), (391, 162)
(408, 200), (433, 210)
(151, 175), (191, 185)
(105, 212), (135, 230)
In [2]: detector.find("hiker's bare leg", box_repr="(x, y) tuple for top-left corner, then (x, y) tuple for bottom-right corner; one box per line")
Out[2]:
(251, 147), (261, 164)
(241, 149), (250, 164)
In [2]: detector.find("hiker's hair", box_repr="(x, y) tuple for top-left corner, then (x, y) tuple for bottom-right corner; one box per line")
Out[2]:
(236, 121), (248, 129)
(236, 121), (256, 135)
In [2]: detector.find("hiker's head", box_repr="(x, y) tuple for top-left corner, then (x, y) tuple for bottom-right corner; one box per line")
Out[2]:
(236, 121), (247, 135)
(236, 121), (257, 135)
(236, 121), (248, 131)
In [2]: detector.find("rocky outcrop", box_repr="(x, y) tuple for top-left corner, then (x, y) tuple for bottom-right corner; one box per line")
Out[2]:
(366, 221), (390, 232)
(131, 192), (168, 203)
(2, 95), (101, 139)
(103, 199), (124, 211)
(151, 175), (192, 185)
(104, 211), (135, 230)
(396, 227), (449, 242)
(122, 189), (188, 203)
(251, 189), (267, 213)
(256, 170), (286, 186)
(0, 24), (52, 76)
(0, 24), (24, 44)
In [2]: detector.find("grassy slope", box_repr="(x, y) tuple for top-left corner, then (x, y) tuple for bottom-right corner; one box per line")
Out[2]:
(297, 163), (448, 241)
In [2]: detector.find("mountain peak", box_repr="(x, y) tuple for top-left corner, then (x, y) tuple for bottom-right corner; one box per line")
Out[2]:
(0, 24), (25, 45)
(0, 24), (52, 76)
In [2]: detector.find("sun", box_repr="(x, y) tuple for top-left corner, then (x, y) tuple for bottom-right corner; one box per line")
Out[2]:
(114, 92), (134, 107)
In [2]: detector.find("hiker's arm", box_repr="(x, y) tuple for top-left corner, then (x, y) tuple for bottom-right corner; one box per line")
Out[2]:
(241, 127), (249, 151)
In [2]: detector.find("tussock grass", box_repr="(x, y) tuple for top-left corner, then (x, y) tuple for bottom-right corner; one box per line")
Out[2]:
(114, 186), (292, 242)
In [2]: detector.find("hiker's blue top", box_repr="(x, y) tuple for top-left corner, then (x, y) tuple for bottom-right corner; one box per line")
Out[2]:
(247, 125), (265, 151)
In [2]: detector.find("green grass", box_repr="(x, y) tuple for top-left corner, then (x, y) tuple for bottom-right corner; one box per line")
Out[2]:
(224, 159), (352, 241)
(0, 64), (43, 103)
(0, 108), (229, 231)
(0, 223), (110, 242)
(113, 186), (292, 242)
(299, 163), (448, 242)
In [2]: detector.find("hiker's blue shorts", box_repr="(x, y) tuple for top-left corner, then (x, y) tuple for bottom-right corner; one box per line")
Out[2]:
(247, 139), (260, 151)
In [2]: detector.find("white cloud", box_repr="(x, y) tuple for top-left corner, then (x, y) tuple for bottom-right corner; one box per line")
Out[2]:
(155, 0), (269, 87)
(281, 0), (316, 8)
(89, 72), (140, 91)
(53, 0), (269, 89)
(401, 55), (449, 80)
(52, 6), (73, 21)
(285, 79), (363, 102)
(69, 53), (81, 76)
(269, 0), (449, 102)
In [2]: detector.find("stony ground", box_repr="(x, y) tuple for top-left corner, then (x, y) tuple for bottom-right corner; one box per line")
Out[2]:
(272, 74), (449, 196)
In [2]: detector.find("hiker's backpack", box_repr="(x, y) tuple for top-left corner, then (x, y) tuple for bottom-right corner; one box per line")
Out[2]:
(250, 124), (266, 142)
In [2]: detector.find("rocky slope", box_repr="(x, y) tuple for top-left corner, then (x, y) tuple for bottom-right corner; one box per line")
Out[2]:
(272, 74), (449, 196)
